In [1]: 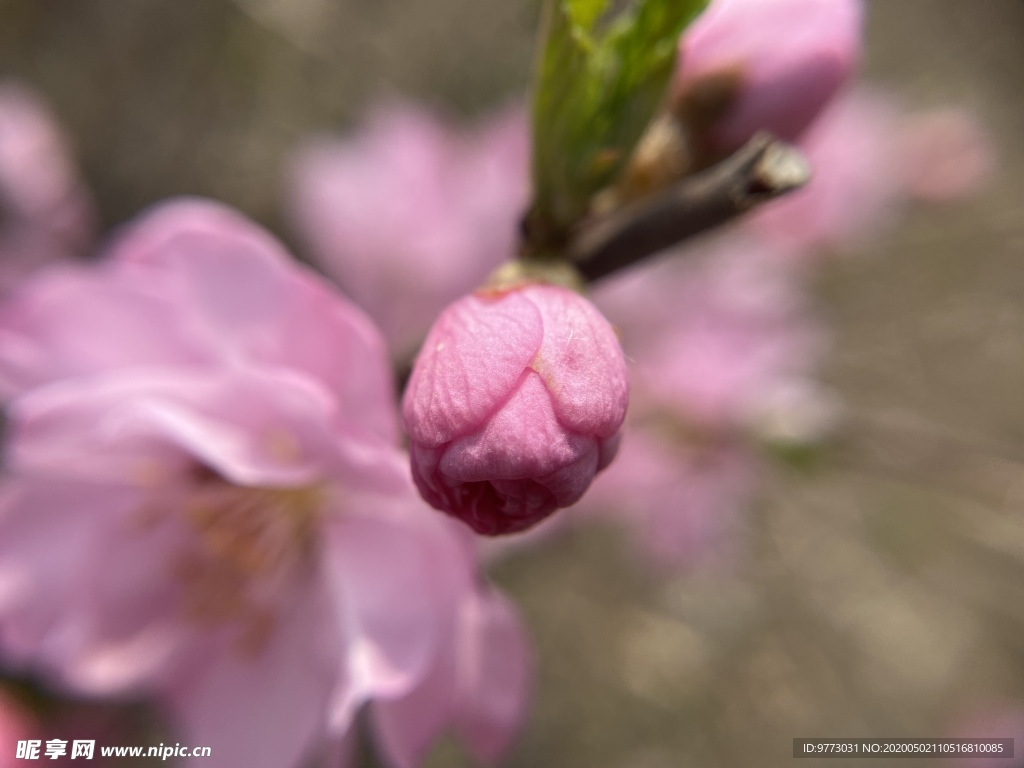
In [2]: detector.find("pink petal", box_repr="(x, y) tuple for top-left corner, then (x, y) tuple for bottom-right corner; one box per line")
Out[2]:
(9, 369), (325, 486)
(287, 104), (527, 357)
(679, 0), (862, 148)
(0, 478), (185, 695)
(323, 498), (472, 729)
(460, 107), (530, 253)
(898, 108), (995, 202)
(9, 365), (409, 495)
(584, 428), (756, 568)
(403, 291), (543, 447)
(61, 561), (189, 696)
(533, 442), (601, 507)
(0, 264), (206, 398)
(371, 635), (458, 768)
(0, 81), (95, 248)
(440, 370), (592, 482)
(453, 587), (532, 763)
(526, 285), (628, 438)
(371, 585), (532, 768)
(0, 227), (84, 301)
(749, 88), (902, 254)
(166, 574), (343, 768)
(595, 239), (817, 429)
(107, 198), (400, 445)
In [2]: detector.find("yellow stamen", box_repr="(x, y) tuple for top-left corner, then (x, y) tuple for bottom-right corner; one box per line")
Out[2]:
(167, 470), (326, 654)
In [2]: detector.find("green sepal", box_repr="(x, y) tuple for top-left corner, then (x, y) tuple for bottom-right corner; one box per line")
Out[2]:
(530, 0), (710, 240)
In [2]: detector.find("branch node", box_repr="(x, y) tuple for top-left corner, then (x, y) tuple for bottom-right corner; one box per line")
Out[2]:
(569, 134), (812, 283)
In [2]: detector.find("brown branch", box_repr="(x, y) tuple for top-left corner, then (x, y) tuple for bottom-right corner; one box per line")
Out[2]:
(568, 133), (811, 283)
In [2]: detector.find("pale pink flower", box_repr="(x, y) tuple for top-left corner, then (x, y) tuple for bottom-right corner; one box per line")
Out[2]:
(287, 103), (529, 359)
(372, 585), (531, 767)
(0, 82), (95, 294)
(586, 237), (824, 567)
(677, 0), (862, 152)
(898, 108), (995, 203)
(594, 236), (820, 431)
(582, 426), (756, 569)
(403, 283), (628, 536)
(0, 199), (529, 768)
(747, 88), (903, 256)
(749, 91), (995, 257)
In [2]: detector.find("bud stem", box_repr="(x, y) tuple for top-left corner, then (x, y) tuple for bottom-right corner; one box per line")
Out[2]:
(567, 133), (811, 282)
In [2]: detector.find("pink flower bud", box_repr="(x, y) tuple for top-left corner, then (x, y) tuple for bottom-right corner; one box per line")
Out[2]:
(677, 0), (863, 152)
(403, 283), (628, 535)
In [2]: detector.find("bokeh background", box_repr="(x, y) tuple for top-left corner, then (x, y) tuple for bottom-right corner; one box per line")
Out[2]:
(1, 1), (1023, 766)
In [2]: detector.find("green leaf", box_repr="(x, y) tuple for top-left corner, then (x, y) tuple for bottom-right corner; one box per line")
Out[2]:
(564, 0), (607, 31)
(530, 0), (710, 242)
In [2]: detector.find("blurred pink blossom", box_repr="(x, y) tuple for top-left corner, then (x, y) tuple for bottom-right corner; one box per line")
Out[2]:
(749, 90), (995, 256)
(0, 199), (529, 768)
(898, 108), (995, 203)
(0, 82), (95, 295)
(582, 426), (756, 569)
(372, 585), (531, 767)
(287, 103), (529, 359)
(594, 236), (820, 431)
(585, 237), (825, 567)
(748, 88), (902, 255)
(677, 0), (862, 152)
(403, 283), (628, 536)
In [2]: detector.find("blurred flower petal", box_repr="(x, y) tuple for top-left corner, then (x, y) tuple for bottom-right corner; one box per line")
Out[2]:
(287, 103), (528, 358)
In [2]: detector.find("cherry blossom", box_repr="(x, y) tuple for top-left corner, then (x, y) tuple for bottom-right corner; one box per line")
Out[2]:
(0, 199), (529, 768)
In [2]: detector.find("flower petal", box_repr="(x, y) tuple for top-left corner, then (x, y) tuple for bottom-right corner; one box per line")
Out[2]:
(324, 496), (472, 730)
(0, 478), (185, 695)
(679, 0), (862, 149)
(287, 104), (526, 358)
(166, 574), (342, 768)
(0, 264), (206, 397)
(108, 198), (400, 445)
(369, 584), (533, 767)
(9, 366), (406, 492)
(403, 291), (543, 447)
(527, 285), (628, 439)
(453, 587), (532, 764)
(371, 637), (458, 768)
(440, 370), (591, 482)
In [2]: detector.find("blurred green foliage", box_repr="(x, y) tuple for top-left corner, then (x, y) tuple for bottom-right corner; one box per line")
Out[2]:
(530, 0), (708, 240)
